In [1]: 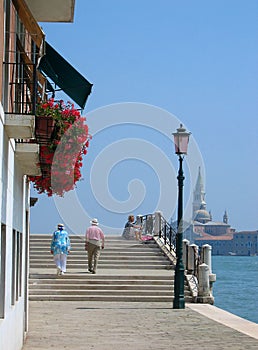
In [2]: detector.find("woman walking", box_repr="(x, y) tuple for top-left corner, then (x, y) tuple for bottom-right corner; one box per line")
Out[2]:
(51, 223), (71, 275)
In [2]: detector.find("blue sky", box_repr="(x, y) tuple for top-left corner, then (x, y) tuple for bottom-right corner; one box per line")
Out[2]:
(30, 0), (258, 234)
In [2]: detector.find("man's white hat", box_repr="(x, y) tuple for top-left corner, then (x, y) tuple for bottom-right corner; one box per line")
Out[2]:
(90, 218), (99, 226)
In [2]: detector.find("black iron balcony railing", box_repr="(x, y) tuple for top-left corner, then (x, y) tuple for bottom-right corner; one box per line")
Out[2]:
(4, 61), (47, 116)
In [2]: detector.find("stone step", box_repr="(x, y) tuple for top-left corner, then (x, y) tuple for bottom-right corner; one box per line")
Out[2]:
(30, 241), (158, 246)
(29, 279), (176, 285)
(28, 295), (183, 302)
(28, 284), (185, 290)
(30, 235), (152, 239)
(30, 249), (161, 254)
(30, 244), (158, 250)
(30, 241), (155, 244)
(30, 259), (171, 265)
(30, 264), (171, 270)
(30, 256), (169, 262)
(29, 274), (174, 281)
(29, 250), (163, 255)
(29, 289), (175, 296)
(29, 284), (174, 290)
(30, 237), (153, 241)
(29, 235), (140, 241)
(31, 242), (156, 246)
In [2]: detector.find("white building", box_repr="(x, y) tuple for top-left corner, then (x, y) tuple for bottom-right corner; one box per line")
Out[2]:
(0, 1), (92, 349)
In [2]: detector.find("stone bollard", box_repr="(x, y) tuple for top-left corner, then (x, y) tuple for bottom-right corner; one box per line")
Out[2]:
(154, 211), (162, 236)
(187, 244), (198, 275)
(183, 239), (190, 271)
(201, 244), (216, 297)
(197, 263), (214, 304)
(201, 244), (212, 273)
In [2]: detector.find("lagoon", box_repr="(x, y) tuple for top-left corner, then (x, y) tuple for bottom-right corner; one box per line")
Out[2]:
(212, 255), (258, 324)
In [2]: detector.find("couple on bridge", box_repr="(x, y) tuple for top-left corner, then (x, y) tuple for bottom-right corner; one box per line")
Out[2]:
(51, 219), (105, 275)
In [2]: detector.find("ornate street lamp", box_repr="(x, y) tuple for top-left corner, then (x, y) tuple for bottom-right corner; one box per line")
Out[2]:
(172, 124), (191, 309)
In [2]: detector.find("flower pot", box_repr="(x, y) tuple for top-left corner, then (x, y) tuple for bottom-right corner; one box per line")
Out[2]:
(35, 116), (55, 144)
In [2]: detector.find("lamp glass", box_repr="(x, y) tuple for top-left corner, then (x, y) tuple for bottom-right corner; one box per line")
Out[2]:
(173, 125), (191, 155)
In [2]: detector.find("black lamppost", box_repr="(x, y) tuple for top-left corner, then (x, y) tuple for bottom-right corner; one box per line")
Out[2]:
(172, 124), (191, 309)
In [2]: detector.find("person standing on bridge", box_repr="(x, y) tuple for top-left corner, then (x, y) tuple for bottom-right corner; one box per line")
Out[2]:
(85, 218), (105, 274)
(50, 223), (71, 276)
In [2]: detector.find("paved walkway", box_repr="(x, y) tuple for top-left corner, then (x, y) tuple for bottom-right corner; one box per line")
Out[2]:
(26, 237), (258, 349)
(22, 300), (258, 350)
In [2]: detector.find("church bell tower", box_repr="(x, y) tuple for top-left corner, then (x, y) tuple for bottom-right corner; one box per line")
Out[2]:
(192, 167), (205, 220)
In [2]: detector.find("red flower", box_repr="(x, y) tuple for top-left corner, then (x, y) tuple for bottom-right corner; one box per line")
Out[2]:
(29, 99), (91, 197)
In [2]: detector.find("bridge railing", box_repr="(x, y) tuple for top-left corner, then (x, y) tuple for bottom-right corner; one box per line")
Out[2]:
(139, 212), (216, 304)
(139, 212), (177, 258)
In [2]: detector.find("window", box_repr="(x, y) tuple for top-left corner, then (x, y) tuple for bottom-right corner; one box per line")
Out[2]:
(18, 232), (23, 297)
(12, 230), (23, 304)
(11, 229), (17, 305)
(0, 224), (6, 318)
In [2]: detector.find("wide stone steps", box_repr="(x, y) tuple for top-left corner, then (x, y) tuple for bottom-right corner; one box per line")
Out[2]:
(29, 234), (193, 302)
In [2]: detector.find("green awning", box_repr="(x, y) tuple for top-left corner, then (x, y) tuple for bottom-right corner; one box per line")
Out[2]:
(38, 42), (93, 109)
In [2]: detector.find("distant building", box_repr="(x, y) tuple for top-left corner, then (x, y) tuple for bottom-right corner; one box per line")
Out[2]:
(194, 230), (258, 256)
(195, 234), (234, 256)
(187, 167), (257, 256)
(231, 231), (258, 256)
(192, 167), (234, 233)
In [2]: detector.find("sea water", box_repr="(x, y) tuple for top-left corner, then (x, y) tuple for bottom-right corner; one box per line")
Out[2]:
(212, 255), (258, 324)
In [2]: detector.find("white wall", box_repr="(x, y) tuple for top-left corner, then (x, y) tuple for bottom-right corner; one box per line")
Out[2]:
(0, 101), (30, 350)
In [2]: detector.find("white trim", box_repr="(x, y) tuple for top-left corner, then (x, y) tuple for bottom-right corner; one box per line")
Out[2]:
(0, 103), (4, 125)
(188, 304), (258, 340)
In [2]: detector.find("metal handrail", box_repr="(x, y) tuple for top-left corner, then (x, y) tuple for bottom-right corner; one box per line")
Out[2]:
(140, 213), (177, 255)
(130, 213), (216, 302)
(160, 214), (177, 253)
(140, 213), (201, 274)
(137, 213), (155, 236)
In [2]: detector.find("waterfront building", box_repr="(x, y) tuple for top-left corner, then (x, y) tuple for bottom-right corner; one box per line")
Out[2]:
(0, 1), (92, 349)
(192, 168), (234, 235)
(195, 230), (258, 256)
(229, 230), (258, 256)
(191, 168), (258, 256)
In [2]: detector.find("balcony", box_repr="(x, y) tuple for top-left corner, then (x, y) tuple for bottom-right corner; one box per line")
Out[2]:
(15, 142), (41, 176)
(5, 114), (35, 139)
(25, 0), (76, 23)
(4, 61), (48, 139)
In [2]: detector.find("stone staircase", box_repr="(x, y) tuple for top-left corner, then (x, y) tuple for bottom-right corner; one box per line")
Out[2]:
(29, 234), (192, 302)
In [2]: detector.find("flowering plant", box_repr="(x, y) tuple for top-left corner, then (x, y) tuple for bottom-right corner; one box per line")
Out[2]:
(29, 99), (91, 196)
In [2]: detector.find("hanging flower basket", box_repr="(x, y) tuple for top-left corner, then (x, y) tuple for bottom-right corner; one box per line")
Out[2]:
(35, 115), (55, 144)
(29, 99), (91, 197)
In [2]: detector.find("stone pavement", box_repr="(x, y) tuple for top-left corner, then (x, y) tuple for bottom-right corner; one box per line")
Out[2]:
(22, 301), (258, 350)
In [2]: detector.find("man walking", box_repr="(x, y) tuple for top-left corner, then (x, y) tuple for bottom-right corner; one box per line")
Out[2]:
(85, 218), (105, 274)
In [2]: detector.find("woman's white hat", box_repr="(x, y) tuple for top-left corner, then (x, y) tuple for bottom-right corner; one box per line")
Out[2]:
(90, 218), (99, 226)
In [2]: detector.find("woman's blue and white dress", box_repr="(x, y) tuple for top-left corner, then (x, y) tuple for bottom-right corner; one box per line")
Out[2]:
(51, 229), (71, 273)
(51, 230), (71, 255)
